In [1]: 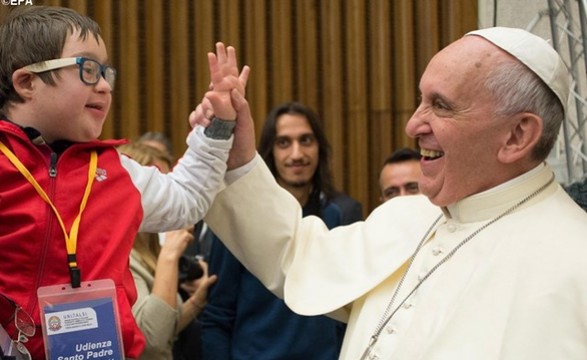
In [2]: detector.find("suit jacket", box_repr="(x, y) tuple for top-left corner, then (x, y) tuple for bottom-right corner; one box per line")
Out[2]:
(331, 192), (363, 223)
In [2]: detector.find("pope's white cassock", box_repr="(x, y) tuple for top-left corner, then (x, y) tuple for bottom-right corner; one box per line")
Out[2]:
(204, 155), (587, 360)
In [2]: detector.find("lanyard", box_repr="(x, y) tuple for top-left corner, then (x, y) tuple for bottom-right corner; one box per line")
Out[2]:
(0, 141), (97, 288)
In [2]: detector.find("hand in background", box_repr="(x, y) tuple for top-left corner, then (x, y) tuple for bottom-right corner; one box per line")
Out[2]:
(159, 228), (194, 260)
(179, 259), (218, 330)
(152, 228), (194, 309)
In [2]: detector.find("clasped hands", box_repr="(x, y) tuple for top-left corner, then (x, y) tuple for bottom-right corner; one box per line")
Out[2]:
(189, 42), (256, 170)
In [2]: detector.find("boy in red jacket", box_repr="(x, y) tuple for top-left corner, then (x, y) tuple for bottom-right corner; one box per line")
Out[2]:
(0, 5), (245, 359)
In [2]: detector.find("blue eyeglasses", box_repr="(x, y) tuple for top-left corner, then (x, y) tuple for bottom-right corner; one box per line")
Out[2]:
(23, 57), (117, 90)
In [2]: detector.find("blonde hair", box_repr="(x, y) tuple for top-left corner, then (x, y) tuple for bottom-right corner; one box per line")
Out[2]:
(118, 142), (173, 170)
(132, 233), (160, 275)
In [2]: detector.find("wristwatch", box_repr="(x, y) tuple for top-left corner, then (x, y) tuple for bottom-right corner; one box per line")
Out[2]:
(204, 116), (236, 140)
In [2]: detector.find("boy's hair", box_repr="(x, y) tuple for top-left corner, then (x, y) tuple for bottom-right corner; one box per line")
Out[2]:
(0, 6), (102, 109)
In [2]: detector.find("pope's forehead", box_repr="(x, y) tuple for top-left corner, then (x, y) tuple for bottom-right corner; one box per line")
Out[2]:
(417, 37), (510, 107)
(436, 36), (509, 67)
(422, 36), (513, 88)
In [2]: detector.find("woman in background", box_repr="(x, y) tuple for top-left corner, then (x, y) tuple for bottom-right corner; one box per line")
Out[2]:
(118, 142), (217, 360)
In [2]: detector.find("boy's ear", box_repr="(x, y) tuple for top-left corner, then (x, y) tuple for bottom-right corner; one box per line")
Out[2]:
(497, 112), (543, 163)
(11, 69), (36, 100)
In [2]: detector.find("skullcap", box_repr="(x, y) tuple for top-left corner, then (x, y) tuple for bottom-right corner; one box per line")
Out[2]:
(467, 27), (569, 115)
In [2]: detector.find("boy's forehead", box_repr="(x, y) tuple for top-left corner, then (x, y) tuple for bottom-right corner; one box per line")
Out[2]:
(61, 30), (107, 58)
(66, 27), (103, 44)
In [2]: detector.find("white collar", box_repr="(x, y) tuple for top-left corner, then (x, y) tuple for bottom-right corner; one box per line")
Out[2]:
(442, 163), (557, 223)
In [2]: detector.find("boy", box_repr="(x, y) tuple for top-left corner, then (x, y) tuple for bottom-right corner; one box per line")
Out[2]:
(0, 6), (242, 359)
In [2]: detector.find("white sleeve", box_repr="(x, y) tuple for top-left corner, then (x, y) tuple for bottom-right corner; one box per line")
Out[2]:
(121, 126), (232, 232)
(204, 158), (442, 317)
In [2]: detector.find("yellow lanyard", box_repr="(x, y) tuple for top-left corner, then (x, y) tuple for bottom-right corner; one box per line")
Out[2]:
(0, 140), (97, 288)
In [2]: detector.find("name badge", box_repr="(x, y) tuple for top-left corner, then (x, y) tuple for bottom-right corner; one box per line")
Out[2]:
(37, 280), (124, 360)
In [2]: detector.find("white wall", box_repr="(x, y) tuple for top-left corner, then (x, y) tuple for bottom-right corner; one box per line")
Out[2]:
(478, 0), (551, 36)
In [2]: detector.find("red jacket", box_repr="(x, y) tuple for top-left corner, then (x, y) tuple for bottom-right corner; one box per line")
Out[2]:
(0, 120), (145, 359)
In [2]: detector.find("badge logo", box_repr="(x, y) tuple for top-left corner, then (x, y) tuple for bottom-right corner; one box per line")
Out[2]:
(47, 315), (62, 332)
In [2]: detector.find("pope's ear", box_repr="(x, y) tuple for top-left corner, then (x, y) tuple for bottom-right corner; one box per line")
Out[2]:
(11, 68), (36, 100)
(497, 112), (543, 163)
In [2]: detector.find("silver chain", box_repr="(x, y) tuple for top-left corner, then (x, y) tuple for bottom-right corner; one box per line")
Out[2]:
(359, 174), (555, 360)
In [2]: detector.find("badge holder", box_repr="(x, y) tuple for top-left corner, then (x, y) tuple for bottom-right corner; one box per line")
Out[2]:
(37, 279), (124, 360)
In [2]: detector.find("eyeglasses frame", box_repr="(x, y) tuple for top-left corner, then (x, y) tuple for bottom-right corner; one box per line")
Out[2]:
(23, 57), (116, 90)
(0, 294), (35, 360)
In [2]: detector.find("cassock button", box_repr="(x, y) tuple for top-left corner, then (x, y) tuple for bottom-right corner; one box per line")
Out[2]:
(447, 224), (457, 232)
(402, 302), (413, 309)
(432, 246), (443, 256)
(385, 325), (397, 334)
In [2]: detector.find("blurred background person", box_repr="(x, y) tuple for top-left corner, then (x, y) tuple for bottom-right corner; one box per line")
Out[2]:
(565, 177), (587, 212)
(135, 131), (215, 360)
(200, 102), (362, 360)
(117, 142), (216, 360)
(136, 131), (175, 160)
(378, 147), (422, 202)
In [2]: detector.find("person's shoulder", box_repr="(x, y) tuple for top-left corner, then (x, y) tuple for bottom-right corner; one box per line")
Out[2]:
(330, 192), (363, 224)
(565, 177), (587, 213)
(331, 192), (361, 206)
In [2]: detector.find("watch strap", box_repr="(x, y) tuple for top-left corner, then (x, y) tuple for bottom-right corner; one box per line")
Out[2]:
(204, 116), (236, 140)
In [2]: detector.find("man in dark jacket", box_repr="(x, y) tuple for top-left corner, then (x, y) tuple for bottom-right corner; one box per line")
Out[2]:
(200, 102), (362, 360)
